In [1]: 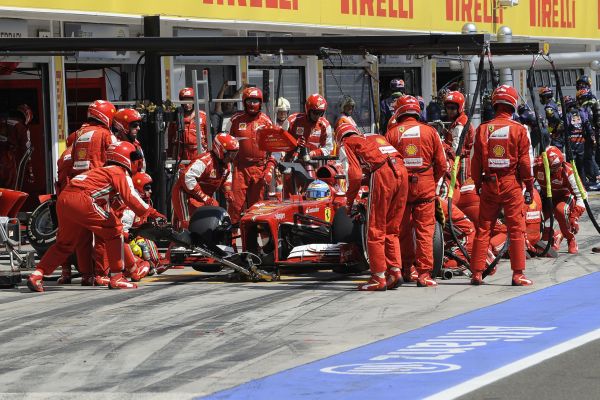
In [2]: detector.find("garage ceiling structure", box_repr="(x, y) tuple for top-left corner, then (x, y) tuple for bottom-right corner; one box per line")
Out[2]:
(0, 31), (541, 212)
(0, 33), (539, 56)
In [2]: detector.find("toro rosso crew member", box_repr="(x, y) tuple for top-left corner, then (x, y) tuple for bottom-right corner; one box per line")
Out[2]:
(172, 133), (239, 229)
(470, 85), (535, 286)
(225, 87), (274, 225)
(380, 79), (405, 133)
(71, 100), (117, 176)
(168, 87), (209, 160)
(534, 146), (586, 254)
(575, 88), (600, 188)
(563, 95), (595, 186)
(539, 86), (563, 149)
(386, 96), (447, 287)
(27, 141), (165, 292)
(336, 122), (408, 291)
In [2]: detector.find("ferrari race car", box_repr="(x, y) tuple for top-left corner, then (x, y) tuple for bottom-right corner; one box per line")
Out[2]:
(164, 126), (445, 280)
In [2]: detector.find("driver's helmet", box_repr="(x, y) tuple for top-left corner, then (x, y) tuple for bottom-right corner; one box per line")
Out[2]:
(305, 180), (331, 200)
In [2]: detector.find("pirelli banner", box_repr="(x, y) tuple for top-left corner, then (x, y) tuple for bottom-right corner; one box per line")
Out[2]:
(3, 0), (600, 41)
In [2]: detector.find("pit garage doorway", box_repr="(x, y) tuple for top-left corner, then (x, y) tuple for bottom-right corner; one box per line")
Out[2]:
(0, 63), (53, 211)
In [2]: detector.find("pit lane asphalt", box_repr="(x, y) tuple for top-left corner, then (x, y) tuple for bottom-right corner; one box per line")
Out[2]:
(457, 338), (600, 400)
(1, 196), (600, 400)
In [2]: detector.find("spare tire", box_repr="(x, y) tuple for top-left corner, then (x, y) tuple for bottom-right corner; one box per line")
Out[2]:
(188, 206), (232, 254)
(432, 222), (444, 279)
(26, 199), (58, 257)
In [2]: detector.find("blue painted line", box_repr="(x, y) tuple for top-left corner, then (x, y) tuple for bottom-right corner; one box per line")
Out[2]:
(199, 272), (600, 400)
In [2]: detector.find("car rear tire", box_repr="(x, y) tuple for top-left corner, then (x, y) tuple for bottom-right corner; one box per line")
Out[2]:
(26, 200), (58, 257)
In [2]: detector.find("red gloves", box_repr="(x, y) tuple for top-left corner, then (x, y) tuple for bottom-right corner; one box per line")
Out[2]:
(147, 208), (167, 222)
(203, 197), (219, 207)
(570, 204), (585, 233)
(224, 190), (234, 203)
(571, 204), (585, 220)
(296, 136), (306, 147)
(261, 158), (277, 186)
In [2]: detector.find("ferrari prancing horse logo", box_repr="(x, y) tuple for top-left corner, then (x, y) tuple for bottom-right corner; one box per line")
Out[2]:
(324, 207), (332, 222)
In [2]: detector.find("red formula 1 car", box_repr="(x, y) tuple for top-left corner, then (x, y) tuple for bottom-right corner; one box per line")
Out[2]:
(240, 174), (367, 273)
(164, 127), (444, 280)
(167, 127), (369, 276)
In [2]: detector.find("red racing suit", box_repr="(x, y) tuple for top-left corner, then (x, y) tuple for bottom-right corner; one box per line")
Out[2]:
(490, 189), (543, 255)
(386, 117), (447, 275)
(97, 199), (160, 278)
(470, 111), (534, 273)
(335, 115), (357, 130)
(171, 151), (232, 229)
(445, 113), (475, 184)
(56, 146), (73, 194)
(283, 113), (334, 158)
(456, 178), (480, 226)
(0, 118), (28, 189)
(339, 134), (408, 275)
(35, 165), (160, 278)
(534, 160), (586, 242)
(168, 110), (208, 160)
(225, 111), (273, 225)
(70, 123), (116, 176)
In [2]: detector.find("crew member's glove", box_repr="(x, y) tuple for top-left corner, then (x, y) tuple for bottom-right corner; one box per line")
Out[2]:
(224, 190), (234, 203)
(261, 157), (277, 186)
(570, 220), (580, 235)
(572, 204), (586, 219)
(261, 168), (274, 186)
(203, 197), (219, 207)
(346, 203), (363, 222)
(194, 190), (215, 206)
(296, 136), (306, 147)
(570, 204), (585, 233)
(523, 183), (534, 205)
(148, 208), (167, 223)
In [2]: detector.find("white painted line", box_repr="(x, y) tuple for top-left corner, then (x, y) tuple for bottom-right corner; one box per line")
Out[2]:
(424, 327), (600, 400)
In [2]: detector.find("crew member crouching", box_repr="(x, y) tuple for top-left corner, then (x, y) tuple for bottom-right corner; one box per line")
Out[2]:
(27, 141), (165, 292)
(171, 133), (239, 229)
(534, 146), (586, 254)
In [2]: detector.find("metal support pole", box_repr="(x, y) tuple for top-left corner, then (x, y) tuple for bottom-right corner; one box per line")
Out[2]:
(143, 15), (166, 213)
(463, 57), (481, 126)
(497, 26), (514, 86)
(192, 69), (212, 153)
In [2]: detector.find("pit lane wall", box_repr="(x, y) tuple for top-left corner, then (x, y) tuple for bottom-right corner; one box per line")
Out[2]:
(2, 0), (600, 41)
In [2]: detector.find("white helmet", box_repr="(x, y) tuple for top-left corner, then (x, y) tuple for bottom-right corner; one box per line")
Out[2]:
(276, 97), (291, 112)
(338, 95), (356, 113)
